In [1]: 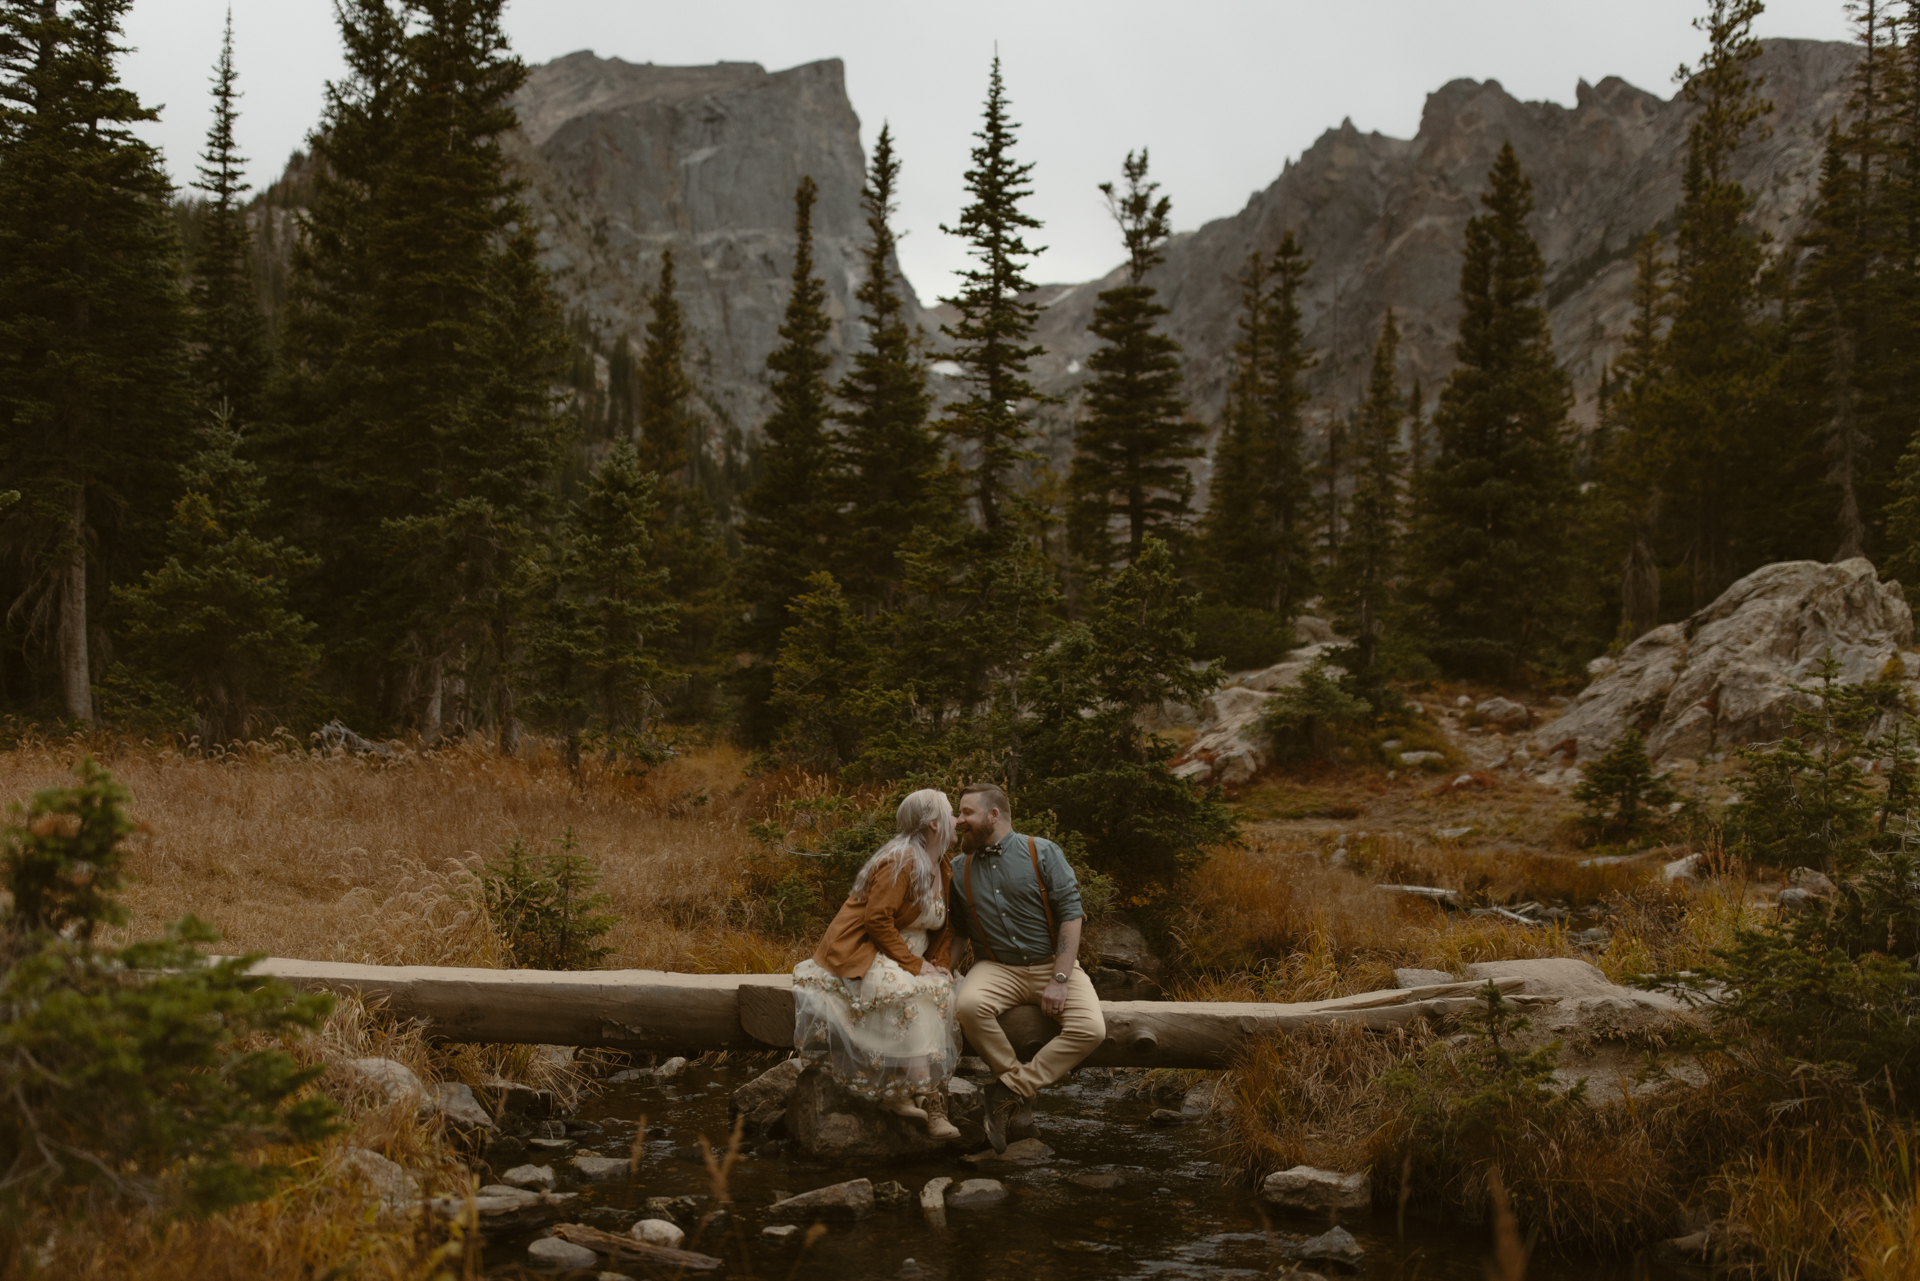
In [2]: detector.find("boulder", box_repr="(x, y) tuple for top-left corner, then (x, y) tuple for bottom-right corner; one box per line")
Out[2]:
(1475, 697), (1530, 727)
(1552, 559), (1913, 761)
(785, 1065), (955, 1160)
(1171, 640), (1347, 784)
(729, 1058), (803, 1119)
(919, 1177), (952, 1228)
(1393, 968), (1454, 989)
(1083, 914), (1164, 980)
(1778, 887), (1817, 912)
(479, 1078), (559, 1119)
(430, 1186), (579, 1234)
(570, 1155), (629, 1182)
(1789, 867), (1837, 896)
(502, 1164), (557, 1191)
(1261, 1166), (1371, 1211)
(1282, 1225), (1365, 1270)
(423, 1081), (495, 1133)
(768, 1178), (874, 1220)
(338, 1146), (419, 1211)
(527, 1236), (598, 1271)
(945, 1178), (1008, 1209)
(630, 1219), (684, 1248)
(343, 1057), (424, 1104)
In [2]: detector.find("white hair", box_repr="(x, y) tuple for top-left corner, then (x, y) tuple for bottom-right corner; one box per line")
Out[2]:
(849, 788), (954, 912)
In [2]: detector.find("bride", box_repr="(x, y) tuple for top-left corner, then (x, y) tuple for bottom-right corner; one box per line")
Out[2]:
(791, 788), (962, 1139)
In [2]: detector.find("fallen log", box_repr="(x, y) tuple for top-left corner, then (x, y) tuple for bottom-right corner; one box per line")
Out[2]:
(244, 958), (1521, 1070)
(547, 1222), (726, 1274)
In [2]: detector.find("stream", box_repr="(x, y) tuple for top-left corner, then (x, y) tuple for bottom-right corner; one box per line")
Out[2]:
(486, 1059), (1666, 1281)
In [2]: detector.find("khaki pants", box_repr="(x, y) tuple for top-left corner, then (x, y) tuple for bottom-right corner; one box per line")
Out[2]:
(956, 960), (1106, 1099)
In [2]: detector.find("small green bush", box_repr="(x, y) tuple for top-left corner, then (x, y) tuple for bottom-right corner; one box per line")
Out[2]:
(1570, 728), (1678, 843)
(1260, 657), (1373, 761)
(1, 760), (337, 1252)
(479, 827), (619, 970)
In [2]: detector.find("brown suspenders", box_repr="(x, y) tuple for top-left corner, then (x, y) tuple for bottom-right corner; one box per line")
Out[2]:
(960, 834), (1055, 964)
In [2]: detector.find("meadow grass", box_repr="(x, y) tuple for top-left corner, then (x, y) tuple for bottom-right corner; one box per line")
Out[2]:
(3, 736), (1908, 1278)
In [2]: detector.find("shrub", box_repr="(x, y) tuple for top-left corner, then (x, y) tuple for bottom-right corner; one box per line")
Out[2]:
(1, 760), (337, 1255)
(1259, 657), (1372, 761)
(1726, 652), (1904, 872)
(1188, 602), (1294, 671)
(1570, 728), (1678, 843)
(479, 827), (618, 970)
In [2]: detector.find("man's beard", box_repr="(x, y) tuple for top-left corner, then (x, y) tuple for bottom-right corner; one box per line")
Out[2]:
(955, 823), (991, 851)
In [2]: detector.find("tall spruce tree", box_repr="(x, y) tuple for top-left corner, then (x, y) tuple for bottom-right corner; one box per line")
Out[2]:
(271, 0), (569, 744)
(1068, 150), (1198, 574)
(1199, 251), (1279, 610)
(737, 176), (842, 742)
(113, 410), (318, 743)
(0, 0), (191, 723)
(835, 123), (949, 612)
(517, 441), (673, 768)
(1329, 310), (1405, 704)
(1256, 232), (1318, 619)
(1198, 235), (1315, 615)
(1598, 232), (1675, 641)
(187, 11), (269, 425)
(939, 56), (1047, 534)
(633, 249), (729, 705)
(1411, 143), (1577, 678)
(1663, 0), (1780, 607)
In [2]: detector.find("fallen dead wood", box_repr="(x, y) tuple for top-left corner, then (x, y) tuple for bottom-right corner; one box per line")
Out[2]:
(242, 959), (1522, 1070)
(547, 1222), (726, 1273)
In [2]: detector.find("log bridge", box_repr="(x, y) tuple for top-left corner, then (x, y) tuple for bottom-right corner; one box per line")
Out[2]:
(249, 959), (1517, 1071)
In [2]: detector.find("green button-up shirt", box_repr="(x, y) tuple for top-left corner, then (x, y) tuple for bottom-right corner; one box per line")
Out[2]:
(949, 831), (1083, 968)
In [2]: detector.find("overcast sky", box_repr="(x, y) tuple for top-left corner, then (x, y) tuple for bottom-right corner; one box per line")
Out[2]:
(120, 1), (1853, 299)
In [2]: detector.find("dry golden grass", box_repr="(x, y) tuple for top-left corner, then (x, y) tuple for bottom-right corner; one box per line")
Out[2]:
(0, 735), (811, 973)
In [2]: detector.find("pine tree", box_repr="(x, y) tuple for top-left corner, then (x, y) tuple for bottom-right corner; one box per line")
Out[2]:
(0, 0), (192, 723)
(187, 11), (269, 425)
(272, 0), (570, 744)
(113, 411), (319, 744)
(633, 248), (728, 705)
(1068, 150), (1198, 575)
(939, 56), (1047, 534)
(1329, 310), (1405, 704)
(737, 176), (844, 742)
(1199, 251), (1279, 610)
(1599, 232), (1674, 641)
(517, 441), (673, 768)
(1022, 537), (1235, 888)
(1195, 238), (1315, 667)
(1411, 143), (1577, 679)
(836, 126), (950, 607)
(1256, 232), (1318, 620)
(1663, 0), (1778, 607)
(833, 124), (949, 614)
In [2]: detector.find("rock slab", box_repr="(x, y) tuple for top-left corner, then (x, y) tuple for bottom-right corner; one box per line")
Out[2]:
(945, 1178), (1008, 1209)
(1282, 1225), (1366, 1270)
(769, 1178), (874, 1220)
(528, 1236), (597, 1271)
(785, 1064), (953, 1160)
(1261, 1166), (1371, 1211)
(1555, 558), (1913, 761)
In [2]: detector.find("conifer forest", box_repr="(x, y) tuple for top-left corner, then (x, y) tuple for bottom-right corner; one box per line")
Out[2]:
(12, 1), (1920, 1277)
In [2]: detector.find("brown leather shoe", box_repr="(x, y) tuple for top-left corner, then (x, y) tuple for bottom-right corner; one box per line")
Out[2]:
(982, 1080), (1017, 1154)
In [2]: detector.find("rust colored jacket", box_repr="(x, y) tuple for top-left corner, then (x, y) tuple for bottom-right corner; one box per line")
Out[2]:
(810, 853), (954, 979)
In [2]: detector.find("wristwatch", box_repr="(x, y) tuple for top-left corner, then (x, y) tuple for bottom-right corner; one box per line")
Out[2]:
(1053, 971), (1070, 983)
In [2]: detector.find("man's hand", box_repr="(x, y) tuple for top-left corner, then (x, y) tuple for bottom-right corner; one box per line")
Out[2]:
(1041, 978), (1068, 1018)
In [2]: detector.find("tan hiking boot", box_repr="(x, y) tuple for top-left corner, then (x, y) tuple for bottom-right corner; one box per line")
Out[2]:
(919, 1090), (961, 1141)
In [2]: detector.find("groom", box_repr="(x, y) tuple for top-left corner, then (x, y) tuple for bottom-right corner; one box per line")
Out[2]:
(948, 782), (1105, 1153)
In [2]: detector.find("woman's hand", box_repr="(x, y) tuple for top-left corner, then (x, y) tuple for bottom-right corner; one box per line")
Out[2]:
(925, 963), (952, 981)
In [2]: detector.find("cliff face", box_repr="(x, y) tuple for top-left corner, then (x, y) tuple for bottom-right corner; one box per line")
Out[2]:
(266, 40), (1858, 484)
(505, 53), (935, 439)
(1018, 38), (1858, 483)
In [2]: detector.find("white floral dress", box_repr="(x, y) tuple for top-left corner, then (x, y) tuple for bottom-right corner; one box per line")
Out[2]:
(791, 898), (959, 1103)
